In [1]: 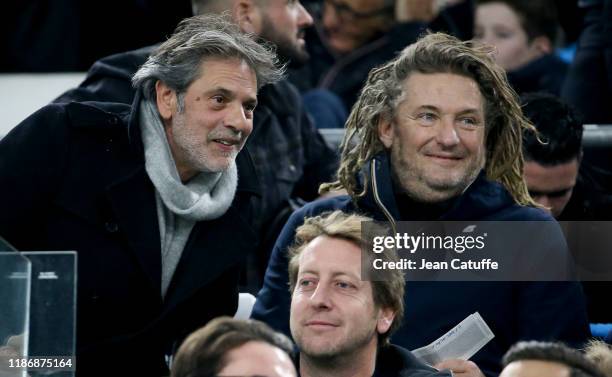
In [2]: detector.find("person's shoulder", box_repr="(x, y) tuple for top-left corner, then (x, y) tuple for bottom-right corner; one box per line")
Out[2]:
(3, 103), (71, 141)
(495, 202), (554, 221)
(7, 101), (128, 135)
(288, 195), (354, 222)
(464, 174), (553, 221)
(377, 344), (452, 377)
(2, 102), (129, 160)
(91, 45), (156, 76)
(62, 101), (132, 130)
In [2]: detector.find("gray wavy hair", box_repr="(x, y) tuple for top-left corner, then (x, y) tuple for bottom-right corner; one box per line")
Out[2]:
(132, 14), (284, 109)
(320, 32), (538, 207)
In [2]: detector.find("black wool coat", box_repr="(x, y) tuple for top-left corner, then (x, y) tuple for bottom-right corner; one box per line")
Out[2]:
(0, 97), (261, 376)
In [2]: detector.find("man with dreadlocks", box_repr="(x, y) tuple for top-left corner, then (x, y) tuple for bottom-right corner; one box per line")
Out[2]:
(252, 33), (590, 377)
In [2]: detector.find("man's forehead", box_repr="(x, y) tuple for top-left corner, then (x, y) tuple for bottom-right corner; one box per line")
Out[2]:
(196, 56), (252, 72)
(399, 72), (484, 110)
(298, 236), (362, 274)
(196, 57), (257, 91)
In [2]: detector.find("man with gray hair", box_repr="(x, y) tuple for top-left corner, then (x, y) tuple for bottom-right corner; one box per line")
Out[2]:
(0, 14), (282, 377)
(54, 0), (339, 290)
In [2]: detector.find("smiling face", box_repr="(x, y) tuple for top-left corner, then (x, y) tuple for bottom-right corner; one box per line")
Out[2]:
(474, 2), (542, 71)
(217, 341), (297, 377)
(378, 72), (487, 203)
(257, 0), (313, 65)
(156, 57), (257, 181)
(289, 236), (393, 360)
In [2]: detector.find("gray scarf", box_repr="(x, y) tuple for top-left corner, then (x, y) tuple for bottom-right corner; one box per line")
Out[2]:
(139, 98), (237, 297)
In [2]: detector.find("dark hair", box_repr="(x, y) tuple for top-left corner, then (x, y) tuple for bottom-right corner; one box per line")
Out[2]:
(171, 317), (295, 377)
(476, 0), (559, 43)
(521, 92), (582, 165)
(503, 341), (606, 377)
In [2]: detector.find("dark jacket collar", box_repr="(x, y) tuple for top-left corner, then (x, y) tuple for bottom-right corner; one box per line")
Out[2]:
(373, 344), (451, 377)
(357, 152), (518, 224)
(295, 344), (450, 377)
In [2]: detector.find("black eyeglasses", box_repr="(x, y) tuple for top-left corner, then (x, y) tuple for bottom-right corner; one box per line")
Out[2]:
(323, 0), (394, 22)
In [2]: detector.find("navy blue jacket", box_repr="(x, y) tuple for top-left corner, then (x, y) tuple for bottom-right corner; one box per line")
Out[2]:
(507, 54), (568, 96)
(253, 153), (590, 377)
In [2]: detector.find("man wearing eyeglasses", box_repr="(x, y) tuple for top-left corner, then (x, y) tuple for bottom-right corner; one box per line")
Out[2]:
(521, 92), (612, 326)
(289, 0), (469, 110)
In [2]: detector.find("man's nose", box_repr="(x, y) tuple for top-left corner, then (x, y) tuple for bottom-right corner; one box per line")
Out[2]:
(533, 194), (552, 212)
(298, 2), (314, 28)
(480, 33), (495, 47)
(309, 282), (333, 309)
(226, 103), (253, 138)
(435, 117), (460, 147)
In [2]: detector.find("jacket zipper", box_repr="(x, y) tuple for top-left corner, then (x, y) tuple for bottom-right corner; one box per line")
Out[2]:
(370, 159), (397, 234)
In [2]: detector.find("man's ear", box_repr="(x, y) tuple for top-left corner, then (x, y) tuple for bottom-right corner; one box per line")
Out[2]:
(234, 0), (262, 34)
(378, 116), (395, 148)
(155, 80), (176, 122)
(529, 36), (553, 56)
(376, 307), (396, 335)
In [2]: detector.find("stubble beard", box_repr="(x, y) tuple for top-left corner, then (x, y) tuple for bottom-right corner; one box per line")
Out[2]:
(172, 115), (236, 174)
(390, 144), (485, 203)
(259, 17), (309, 66)
(296, 324), (377, 367)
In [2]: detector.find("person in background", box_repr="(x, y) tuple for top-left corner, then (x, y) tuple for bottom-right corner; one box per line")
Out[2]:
(521, 92), (612, 324)
(287, 210), (450, 377)
(500, 341), (606, 377)
(474, 0), (567, 96)
(171, 317), (297, 377)
(290, 0), (475, 112)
